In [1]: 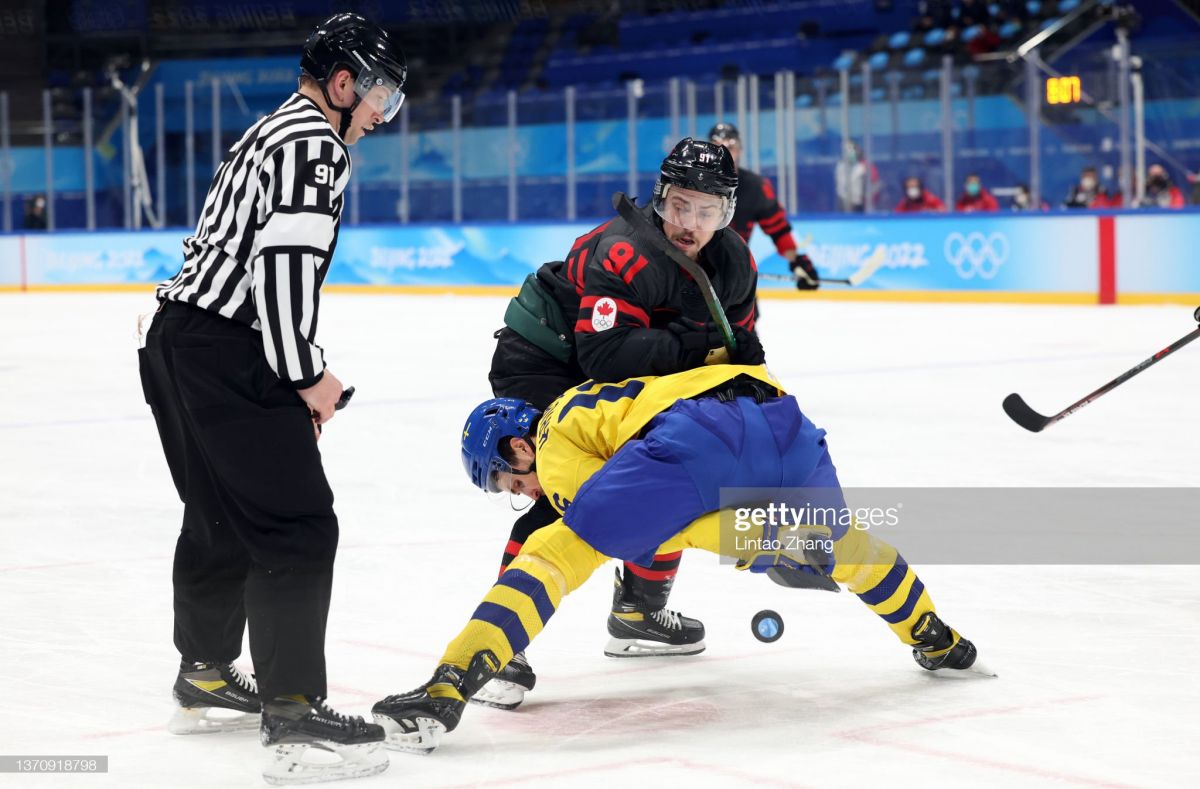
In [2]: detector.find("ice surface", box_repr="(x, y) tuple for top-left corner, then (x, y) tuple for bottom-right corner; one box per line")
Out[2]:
(2, 293), (1198, 788)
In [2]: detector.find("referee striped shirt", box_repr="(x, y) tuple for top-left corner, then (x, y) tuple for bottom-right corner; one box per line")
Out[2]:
(157, 93), (351, 389)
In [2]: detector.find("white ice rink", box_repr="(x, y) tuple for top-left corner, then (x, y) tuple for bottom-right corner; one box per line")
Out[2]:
(2, 292), (1198, 788)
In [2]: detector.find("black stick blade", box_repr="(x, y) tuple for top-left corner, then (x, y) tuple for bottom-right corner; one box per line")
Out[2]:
(1002, 393), (1052, 433)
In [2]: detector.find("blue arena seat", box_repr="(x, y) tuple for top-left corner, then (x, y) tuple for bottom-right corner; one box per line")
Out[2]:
(833, 51), (857, 71)
(999, 19), (1023, 38)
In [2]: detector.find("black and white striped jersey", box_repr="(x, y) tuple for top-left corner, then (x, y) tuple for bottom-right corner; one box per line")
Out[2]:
(157, 93), (351, 389)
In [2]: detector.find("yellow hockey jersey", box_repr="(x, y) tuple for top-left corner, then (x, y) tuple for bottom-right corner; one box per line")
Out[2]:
(534, 364), (783, 514)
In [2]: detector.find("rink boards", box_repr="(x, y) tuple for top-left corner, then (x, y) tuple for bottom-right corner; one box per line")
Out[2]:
(2, 209), (1198, 304)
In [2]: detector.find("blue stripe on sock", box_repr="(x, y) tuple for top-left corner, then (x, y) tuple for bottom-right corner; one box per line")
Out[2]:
(471, 601), (531, 655)
(495, 569), (556, 626)
(880, 578), (926, 624)
(856, 558), (909, 606)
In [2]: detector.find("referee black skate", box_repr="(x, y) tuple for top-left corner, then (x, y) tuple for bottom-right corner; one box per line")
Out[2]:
(139, 13), (405, 785)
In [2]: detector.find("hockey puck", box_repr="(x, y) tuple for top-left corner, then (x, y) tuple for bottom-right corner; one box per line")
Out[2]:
(751, 610), (784, 643)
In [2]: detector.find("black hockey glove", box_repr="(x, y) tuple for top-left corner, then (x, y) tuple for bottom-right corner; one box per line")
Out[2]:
(730, 326), (766, 365)
(790, 253), (820, 290)
(669, 317), (724, 368)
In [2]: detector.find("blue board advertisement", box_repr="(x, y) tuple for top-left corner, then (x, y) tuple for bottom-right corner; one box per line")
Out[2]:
(1115, 213), (1200, 294)
(6, 213), (1198, 302)
(749, 214), (1098, 292)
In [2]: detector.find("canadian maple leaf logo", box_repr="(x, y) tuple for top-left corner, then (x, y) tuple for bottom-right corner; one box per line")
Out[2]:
(591, 297), (618, 331)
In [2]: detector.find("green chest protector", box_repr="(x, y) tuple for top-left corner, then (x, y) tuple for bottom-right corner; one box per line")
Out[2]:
(503, 274), (575, 363)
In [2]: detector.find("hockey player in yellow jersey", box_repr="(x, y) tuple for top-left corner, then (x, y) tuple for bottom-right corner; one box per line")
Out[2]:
(373, 365), (992, 753)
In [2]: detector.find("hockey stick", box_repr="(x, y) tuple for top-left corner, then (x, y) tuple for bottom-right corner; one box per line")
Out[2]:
(760, 271), (851, 286)
(1002, 309), (1200, 433)
(612, 192), (737, 352)
(759, 244), (887, 287)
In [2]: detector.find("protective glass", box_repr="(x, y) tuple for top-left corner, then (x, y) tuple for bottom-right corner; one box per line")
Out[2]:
(353, 67), (405, 121)
(653, 185), (735, 232)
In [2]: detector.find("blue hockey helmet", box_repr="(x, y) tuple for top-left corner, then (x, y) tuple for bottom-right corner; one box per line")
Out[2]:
(461, 398), (542, 493)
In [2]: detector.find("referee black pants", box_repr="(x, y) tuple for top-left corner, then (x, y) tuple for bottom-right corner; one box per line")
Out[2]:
(139, 301), (338, 701)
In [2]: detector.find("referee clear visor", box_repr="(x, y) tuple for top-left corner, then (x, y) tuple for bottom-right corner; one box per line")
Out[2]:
(653, 185), (734, 232)
(353, 67), (405, 122)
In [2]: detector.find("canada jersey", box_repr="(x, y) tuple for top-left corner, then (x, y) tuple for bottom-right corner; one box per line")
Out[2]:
(730, 167), (796, 257)
(534, 364), (783, 514)
(566, 201), (759, 383)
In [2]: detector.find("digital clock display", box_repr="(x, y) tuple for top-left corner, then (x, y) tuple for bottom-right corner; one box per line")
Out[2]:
(1046, 76), (1082, 105)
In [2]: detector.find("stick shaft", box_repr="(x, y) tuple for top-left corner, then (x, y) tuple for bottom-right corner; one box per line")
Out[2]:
(1007, 325), (1200, 431)
(759, 272), (853, 285)
(1047, 327), (1200, 423)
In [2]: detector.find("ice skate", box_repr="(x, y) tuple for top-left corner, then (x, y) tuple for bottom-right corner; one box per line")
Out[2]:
(373, 651), (500, 754)
(168, 660), (261, 734)
(260, 696), (388, 785)
(470, 651), (536, 710)
(911, 612), (997, 678)
(605, 568), (706, 657)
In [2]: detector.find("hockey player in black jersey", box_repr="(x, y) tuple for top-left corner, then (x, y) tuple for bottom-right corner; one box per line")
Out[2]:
(140, 13), (405, 785)
(475, 138), (765, 709)
(709, 122), (819, 290)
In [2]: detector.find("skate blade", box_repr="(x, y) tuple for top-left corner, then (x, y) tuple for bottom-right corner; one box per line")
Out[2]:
(373, 714), (445, 755)
(923, 659), (999, 679)
(262, 741), (389, 785)
(168, 706), (261, 735)
(604, 637), (707, 658)
(469, 680), (526, 711)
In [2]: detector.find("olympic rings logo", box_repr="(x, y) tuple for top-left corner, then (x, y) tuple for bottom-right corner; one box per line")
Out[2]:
(944, 232), (1009, 280)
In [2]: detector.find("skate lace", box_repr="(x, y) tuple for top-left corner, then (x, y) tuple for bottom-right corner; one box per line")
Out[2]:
(226, 664), (257, 694)
(311, 697), (355, 725)
(650, 608), (683, 630)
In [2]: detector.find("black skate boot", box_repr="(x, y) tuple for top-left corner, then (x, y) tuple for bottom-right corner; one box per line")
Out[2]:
(168, 660), (261, 734)
(471, 650), (536, 711)
(911, 612), (996, 677)
(372, 651), (501, 754)
(605, 568), (706, 658)
(260, 696), (388, 785)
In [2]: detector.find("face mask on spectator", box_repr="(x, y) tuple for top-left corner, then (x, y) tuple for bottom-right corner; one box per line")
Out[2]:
(907, 186), (921, 200)
(1014, 192), (1029, 208)
(1080, 176), (1097, 191)
(966, 181), (981, 197)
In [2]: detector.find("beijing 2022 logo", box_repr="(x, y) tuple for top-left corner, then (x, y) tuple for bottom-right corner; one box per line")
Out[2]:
(944, 231), (1009, 279)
